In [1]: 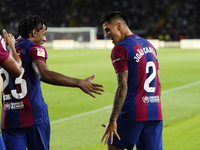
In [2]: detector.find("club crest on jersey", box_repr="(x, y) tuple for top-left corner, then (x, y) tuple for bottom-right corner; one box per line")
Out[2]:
(36, 47), (45, 57)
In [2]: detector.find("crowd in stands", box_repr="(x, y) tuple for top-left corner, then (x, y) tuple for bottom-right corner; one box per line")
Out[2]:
(0, 0), (199, 40)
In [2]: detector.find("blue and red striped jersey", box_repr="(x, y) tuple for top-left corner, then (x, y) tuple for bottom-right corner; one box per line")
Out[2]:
(111, 34), (162, 121)
(0, 39), (49, 129)
(0, 36), (9, 63)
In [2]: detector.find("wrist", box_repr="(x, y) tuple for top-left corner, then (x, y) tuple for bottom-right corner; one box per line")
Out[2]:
(109, 117), (117, 122)
(76, 79), (82, 88)
(8, 44), (15, 50)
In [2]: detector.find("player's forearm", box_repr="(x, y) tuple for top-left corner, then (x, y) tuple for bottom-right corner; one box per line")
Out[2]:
(109, 83), (127, 122)
(7, 45), (22, 68)
(40, 70), (81, 87)
(32, 60), (82, 87)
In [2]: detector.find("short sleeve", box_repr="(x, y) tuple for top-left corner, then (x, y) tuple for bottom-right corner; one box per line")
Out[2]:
(0, 36), (9, 63)
(111, 45), (128, 73)
(29, 45), (48, 63)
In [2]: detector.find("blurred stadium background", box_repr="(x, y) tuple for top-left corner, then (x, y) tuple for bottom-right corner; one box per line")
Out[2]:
(1, 0), (200, 42)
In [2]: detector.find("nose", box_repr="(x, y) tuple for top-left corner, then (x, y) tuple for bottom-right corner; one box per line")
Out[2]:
(44, 36), (47, 42)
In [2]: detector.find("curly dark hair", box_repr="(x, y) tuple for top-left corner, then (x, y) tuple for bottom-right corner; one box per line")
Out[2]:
(17, 15), (47, 38)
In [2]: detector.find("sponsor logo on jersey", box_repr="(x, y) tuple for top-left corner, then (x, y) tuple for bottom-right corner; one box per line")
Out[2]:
(4, 101), (24, 110)
(142, 96), (160, 103)
(36, 47), (45, 57)
(112, 58), (123, 63)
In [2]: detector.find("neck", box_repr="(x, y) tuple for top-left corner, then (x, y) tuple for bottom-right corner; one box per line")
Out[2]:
(125, 28), (133, 36)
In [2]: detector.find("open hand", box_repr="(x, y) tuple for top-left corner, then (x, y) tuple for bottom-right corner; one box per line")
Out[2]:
(79, 74), (105, 98)
(101, 121), (121, 145)
(3, 29), (15, 47)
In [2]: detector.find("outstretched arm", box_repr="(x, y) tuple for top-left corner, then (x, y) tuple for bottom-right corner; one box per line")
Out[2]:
(101, 70), (128, 144)
(32, 59), (105, 98)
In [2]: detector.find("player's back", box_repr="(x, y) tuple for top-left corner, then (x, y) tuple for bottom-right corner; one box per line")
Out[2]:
(117, 34), (162, 121)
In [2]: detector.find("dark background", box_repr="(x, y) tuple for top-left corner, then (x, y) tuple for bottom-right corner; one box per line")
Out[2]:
(0, 0), (199, 40)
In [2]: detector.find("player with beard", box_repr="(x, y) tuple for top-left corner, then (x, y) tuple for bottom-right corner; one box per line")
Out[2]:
(101, 11), (163, 150)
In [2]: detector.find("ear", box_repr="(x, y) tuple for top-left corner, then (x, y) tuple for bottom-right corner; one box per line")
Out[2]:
(117, 23), (122, 31)
(30, 29), (37, 37)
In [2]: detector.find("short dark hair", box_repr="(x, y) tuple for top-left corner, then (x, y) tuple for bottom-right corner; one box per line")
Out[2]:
(100, 11), (128, 25)
(17, 15), (47, 38)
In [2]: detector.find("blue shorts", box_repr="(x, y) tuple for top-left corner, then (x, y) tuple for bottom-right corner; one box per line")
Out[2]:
(107, 120), (163, 150)
(0, 134), (5, 150)
(1, 118), (50, 150)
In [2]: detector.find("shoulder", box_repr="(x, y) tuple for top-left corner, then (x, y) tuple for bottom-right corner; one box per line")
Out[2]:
(29, 44), (47, 62)
(113, 45), (126, 52)
(125, 34), (148, 45)
(111, 45), (128, 62)
(112, 45), (127, 57)
(30, 44), (47, 55)
(117, 34), (140, 51)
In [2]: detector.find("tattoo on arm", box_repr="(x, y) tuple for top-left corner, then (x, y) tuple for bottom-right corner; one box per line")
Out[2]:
(109, 70), (128, 122)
